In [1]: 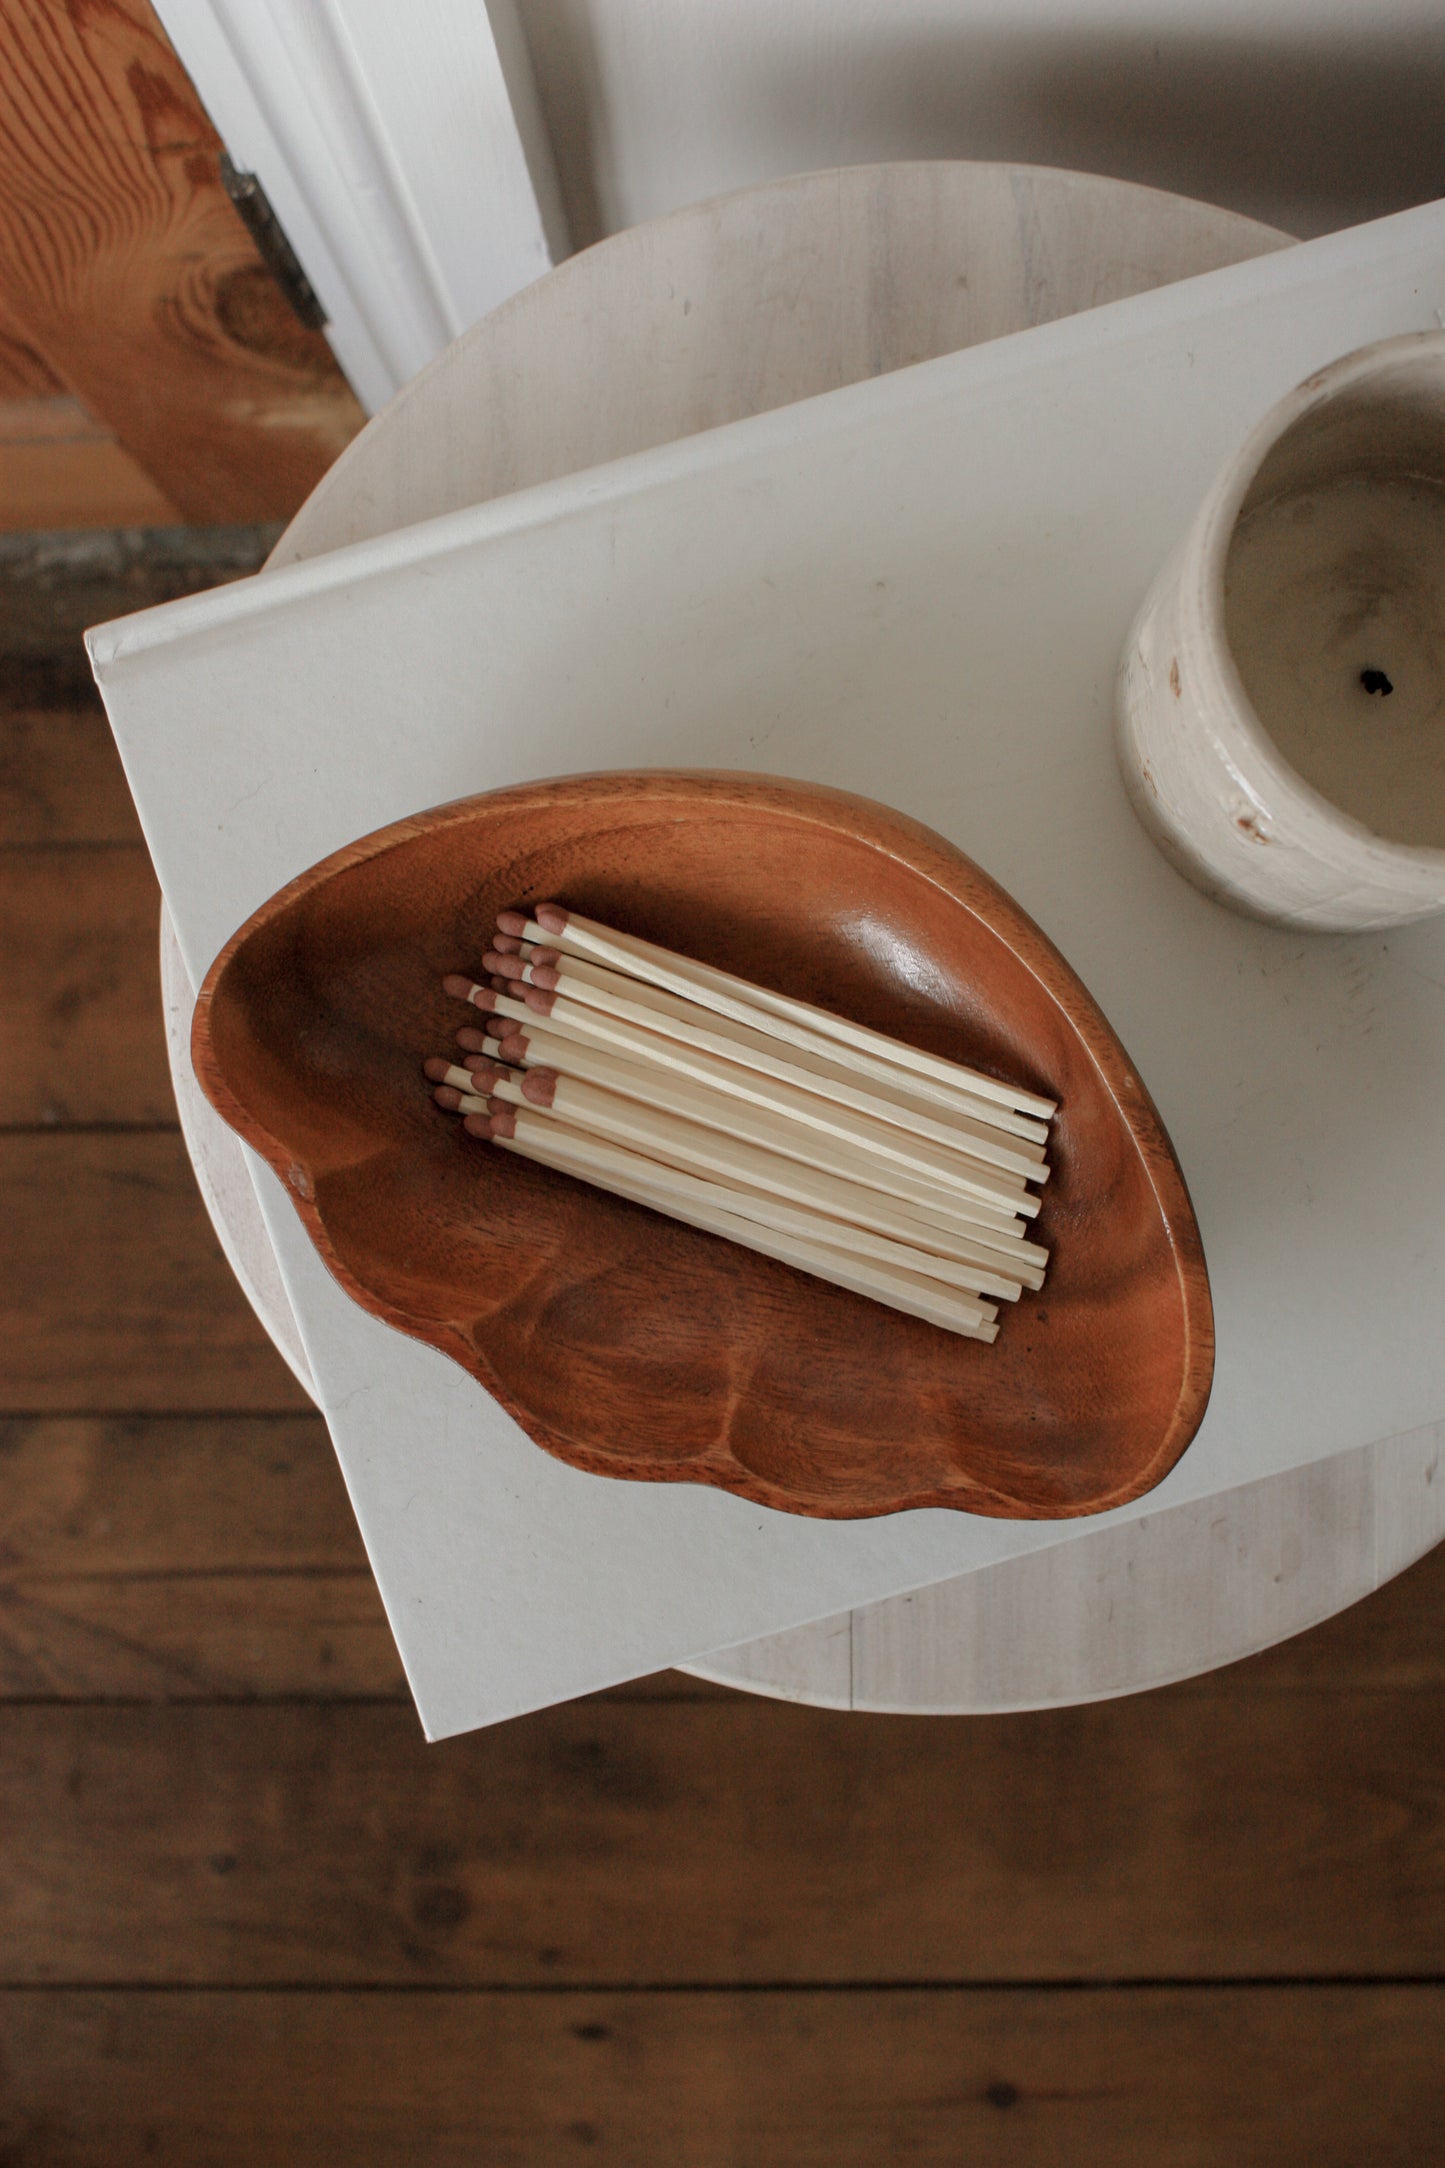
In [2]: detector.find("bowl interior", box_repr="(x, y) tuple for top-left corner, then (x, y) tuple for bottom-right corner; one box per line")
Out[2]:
(197, 774), (1213, 1519)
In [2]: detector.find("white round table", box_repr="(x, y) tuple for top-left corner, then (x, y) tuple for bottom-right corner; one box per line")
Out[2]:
(162, 163), (1445, 1711)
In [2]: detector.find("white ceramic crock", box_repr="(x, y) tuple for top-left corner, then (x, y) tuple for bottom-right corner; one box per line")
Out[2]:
(1116, 330), (1445, 930)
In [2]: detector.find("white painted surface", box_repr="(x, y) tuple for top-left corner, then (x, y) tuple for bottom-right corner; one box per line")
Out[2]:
(695, 1424), (1445, 1709)
(170, 163), (1428, 1719)
(90, 199), (1445, 1734)
(160, 924), (317, 1398)
(153, 0), (567, 408)
(267, 163), (1289, 569)
(517, 0), (1445, 248)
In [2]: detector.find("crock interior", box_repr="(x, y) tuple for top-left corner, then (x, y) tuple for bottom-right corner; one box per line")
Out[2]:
(1223, 345), (1445, 850)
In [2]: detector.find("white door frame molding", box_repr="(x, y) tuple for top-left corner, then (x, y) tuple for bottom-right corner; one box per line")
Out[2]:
(153, 0), (570, 411)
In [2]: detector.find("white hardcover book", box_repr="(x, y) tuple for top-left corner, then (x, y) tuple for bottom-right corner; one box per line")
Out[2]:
(90, 201), (1445, 1737)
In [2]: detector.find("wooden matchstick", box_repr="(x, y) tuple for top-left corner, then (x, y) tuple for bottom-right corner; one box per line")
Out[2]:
(450, 1024), (1047, 1259)
(487, 943), (1050, 1148)
(496, 905), (1056, 1120)
(492, 960), (1046, 1183)
(425, 1061), (481, 1095)
(427, 900), (1065, 1342)
(487, 1103), (1013, 1304)
(443, 976), (1038, 1219)
(454, 1061), (1039, 1294)
(479, 1105), (1000, 1342)
(458, 1013), (1036, 1237)
(482, 944), (1048, 1172)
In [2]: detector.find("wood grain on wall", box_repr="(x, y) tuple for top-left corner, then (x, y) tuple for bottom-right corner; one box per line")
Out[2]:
(0, 288), (178, 528)
(0, 0), (363, 523)
(0, 300), (59, 399)
(0, 397), (179, 529)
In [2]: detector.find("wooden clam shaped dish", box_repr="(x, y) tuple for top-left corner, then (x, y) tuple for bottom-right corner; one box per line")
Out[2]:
(193, 770), (1214, 1520)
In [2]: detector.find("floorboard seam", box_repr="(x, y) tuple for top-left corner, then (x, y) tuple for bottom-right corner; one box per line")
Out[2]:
(1, 1977), (1441, 1996)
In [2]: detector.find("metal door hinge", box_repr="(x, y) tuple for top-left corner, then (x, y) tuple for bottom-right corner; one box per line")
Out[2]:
(219, 152), (328, 331)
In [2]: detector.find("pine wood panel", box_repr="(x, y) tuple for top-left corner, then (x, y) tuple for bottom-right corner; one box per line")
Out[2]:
(0, 1132), (310, 1412)
(0, 395), (179, 531)
(0, 0), (363, 522)
(4, 1692), (1442, 1985)
(1, 1986), (1441, 2167)
(0, 395), (95, 441)
(0, 297), (58, 397)
(0, 847), (169, 1122)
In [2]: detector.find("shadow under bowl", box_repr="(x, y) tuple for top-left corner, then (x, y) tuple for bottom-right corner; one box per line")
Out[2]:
(192, 769), (1214, 1519)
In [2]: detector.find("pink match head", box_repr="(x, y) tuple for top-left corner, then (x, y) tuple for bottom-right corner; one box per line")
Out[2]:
(444, 974), (501, 1013)
(490, 931), (523, 954)
(463, 1022), (528, 1060)
(526, 962), (560, 991)
(486, 1103), (518, 1138)
(423, 1057), (451, 1083)
(519, 984), (555, 1015)
(461, 1110), (494, 1139)
(431, 1084), (463, 1112)
(484, 950), (526, 981)
(519, 1067), (558, 1108)
(495, 910), (530, 938)
(533, 902), (569, 934)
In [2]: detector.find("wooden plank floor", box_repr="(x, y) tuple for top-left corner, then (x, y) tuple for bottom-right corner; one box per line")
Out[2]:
(1, 659), (1443, 2162)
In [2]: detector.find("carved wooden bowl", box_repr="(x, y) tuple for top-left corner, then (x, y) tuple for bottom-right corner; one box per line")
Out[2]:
(193, 770), (1214, 1519)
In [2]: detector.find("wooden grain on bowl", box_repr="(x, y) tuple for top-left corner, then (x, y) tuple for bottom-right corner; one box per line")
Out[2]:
(192, 770), (1214, 1520)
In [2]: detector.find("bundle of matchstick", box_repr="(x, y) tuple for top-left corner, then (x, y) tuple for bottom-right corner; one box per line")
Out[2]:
(425, 905), (1057, 1344)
